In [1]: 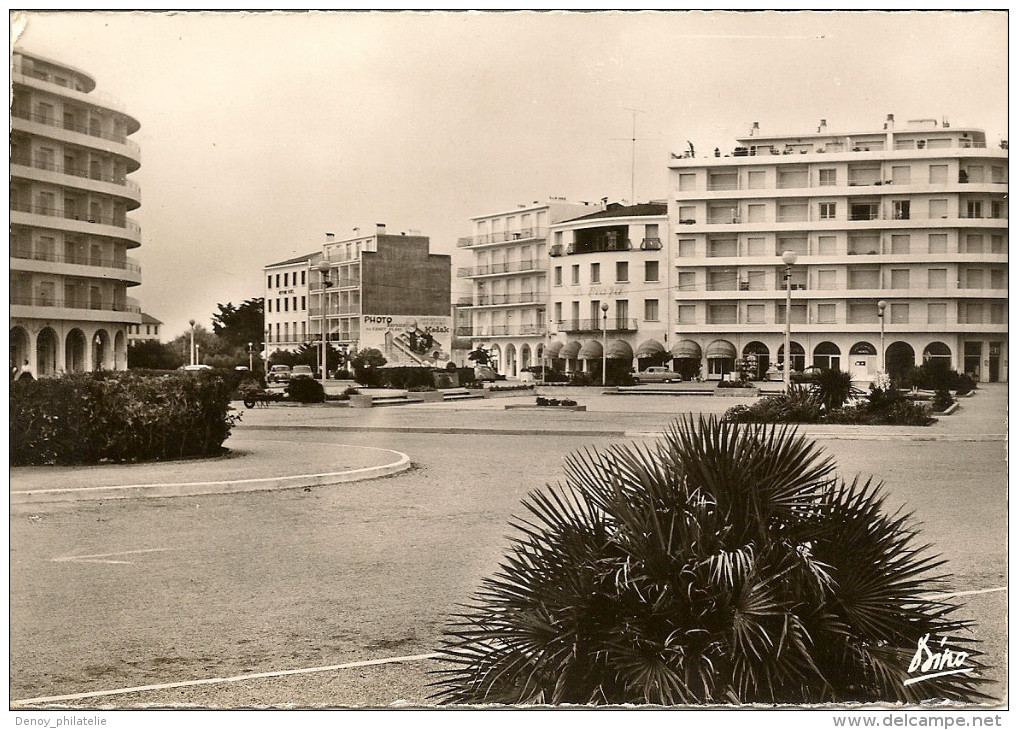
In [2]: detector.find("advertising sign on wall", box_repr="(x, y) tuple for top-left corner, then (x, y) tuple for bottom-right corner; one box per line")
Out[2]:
(361, 315), (453, 367)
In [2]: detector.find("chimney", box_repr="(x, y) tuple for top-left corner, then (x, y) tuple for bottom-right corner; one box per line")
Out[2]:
(818, 118), (827, 133)
(325, 232), (335, 242)
(884, 113), (895, 130)
(751, 121), (760, 136)
(375, 223), (386, 235)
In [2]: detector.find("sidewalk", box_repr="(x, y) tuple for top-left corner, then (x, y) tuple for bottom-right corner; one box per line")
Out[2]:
(233, 383), (1008, 442)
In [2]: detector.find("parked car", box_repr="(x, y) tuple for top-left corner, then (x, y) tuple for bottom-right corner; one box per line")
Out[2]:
(291, 365), (314, 380)
(179, 364), (213, 372)
(267, 364), (292, 384)
(632, 366), (678, 384)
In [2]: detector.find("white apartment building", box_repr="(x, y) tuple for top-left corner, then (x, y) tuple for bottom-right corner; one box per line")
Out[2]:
(545, 202), (672, 376)
(264, 253), (314, 354)
(456, 199), (596, 376)
(10, 50), (143, 376)
(667, 116), (1008, 382)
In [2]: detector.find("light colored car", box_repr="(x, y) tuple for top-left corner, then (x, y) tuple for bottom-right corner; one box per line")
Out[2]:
(267, 364), (291, 384)
(290, 365), (315, 380)
(180, 364), (213, 372)
(633, 366), (678, 384)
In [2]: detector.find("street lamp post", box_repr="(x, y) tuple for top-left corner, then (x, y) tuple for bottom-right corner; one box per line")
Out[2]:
(188, 319), (196, 366)
(248, 341), (254, 372)
(781, 250), (798, 393)
(315, 260), (333, 390)
(877, 300), (888, 373)
(601, 302), (609, 387)
(195, 343), (201, 365)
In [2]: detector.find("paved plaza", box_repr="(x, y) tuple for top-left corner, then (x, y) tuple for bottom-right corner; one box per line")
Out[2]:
(9, 384), (1009, 707)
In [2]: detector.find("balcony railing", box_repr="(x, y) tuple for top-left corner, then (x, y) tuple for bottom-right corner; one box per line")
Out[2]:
(468, 292), (547, 306)
(10, 201), (141, 234)
(11, 154), (139, 194)
(455, 324), (546, 337)
(559, 318), (638, 333)
(11, 294), (141, 313)
(10, 247), (142, 273)
(457, 227), (547, 247)
(641, 237), (663, 250)
(457, 259), (541, 277)
(11, 109), (140, 154)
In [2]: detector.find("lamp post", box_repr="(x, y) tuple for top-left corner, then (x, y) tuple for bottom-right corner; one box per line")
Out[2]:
(781, 250), (798, 393)
(195, 343), (201, 365)
(248, 341), (254, 372)
(315, 260), (332, 390)
(877, 300), (888, 373)
(601, 302), (609, 387)
(188, 319), (196, 366)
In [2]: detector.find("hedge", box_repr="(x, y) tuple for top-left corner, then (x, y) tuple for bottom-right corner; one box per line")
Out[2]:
(10, 371), (240, 466)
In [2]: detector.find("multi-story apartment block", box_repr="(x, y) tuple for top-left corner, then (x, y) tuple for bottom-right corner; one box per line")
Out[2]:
(666, 116), (1008, 382)
(456, 199), (595, 377)
(264, 253), (314, 353)
(265, 225), (452, 367)
(546, 202), (673, 376)
(10, 50), (143, 377)
(126, 313), (163, 343)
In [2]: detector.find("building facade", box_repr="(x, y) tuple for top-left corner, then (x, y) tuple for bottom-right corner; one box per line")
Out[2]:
(127, 313), (163, 343)
(10, 50), (143, 377)
(666, 116), (1008, 382)
(456, 199), (597, 377)
(545, 202), (673, 377)
(265, 225), (452, 367)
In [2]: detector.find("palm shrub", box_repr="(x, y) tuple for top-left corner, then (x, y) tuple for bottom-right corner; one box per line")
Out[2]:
(433, 416), (987, 705)
(811, 368), (854, 411)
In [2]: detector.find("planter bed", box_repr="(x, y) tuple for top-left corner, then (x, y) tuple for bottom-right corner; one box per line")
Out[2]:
(714, 387), (760, 397)
(504, 404), (587, 412)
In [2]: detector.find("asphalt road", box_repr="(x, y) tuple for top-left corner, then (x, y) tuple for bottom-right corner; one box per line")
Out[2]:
(10, 410), (1008, 707)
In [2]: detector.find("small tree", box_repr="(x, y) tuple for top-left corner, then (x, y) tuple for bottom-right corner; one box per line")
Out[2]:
(467, 347), (492, 367)
(350, 347), (387, 386)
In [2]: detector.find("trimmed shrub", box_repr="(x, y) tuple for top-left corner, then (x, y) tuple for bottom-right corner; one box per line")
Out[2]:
(933, 389), (955, 412)
(11, 372), (239, 466)
(286, 377), (326, 403)
(432, 416), (987, 705)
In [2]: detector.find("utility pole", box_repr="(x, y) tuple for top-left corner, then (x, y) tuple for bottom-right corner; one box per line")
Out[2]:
(612, 108), (659, 204)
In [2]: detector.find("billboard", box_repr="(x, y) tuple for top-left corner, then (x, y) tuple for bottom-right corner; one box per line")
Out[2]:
(360, 315), (453, 367)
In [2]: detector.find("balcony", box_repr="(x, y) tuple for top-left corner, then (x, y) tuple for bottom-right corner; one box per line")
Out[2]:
(11, 201), (141, 239)
(11, 109), (141, 157)
(10, 246), (142, 274)
(559, 318), (638, 333)
(457, 227), (547, 247)
(466, 292), (547, 306)
(641, 237), (663, 250)
(11, 293), (141, 313)
(455, 324), (546, 337)
(11, 155), (141, 202)
(456, 259), (541, 277)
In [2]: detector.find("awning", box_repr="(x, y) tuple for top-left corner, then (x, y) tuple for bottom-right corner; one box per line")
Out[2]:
(559, 340), (582, 359)
(606, 339), (634, 360)
(635, 339), (666, 358)
(545, 341), (565, 359)
(578, 340), (604, 359)
(706, 339), (737, 359)
(670, 339), (702, 359)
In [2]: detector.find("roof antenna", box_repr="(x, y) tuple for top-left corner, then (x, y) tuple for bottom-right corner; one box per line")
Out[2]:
(613, 108), (659, 204)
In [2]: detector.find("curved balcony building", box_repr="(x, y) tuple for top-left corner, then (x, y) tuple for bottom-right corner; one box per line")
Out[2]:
(667, 116), (1007, 382)
(10, 50), (143, 377)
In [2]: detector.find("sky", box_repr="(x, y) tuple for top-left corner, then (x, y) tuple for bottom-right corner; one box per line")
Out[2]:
(11, 10), (1008, 340)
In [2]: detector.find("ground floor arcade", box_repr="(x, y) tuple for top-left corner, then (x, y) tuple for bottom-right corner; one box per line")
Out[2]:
(10, 319), (129, 379)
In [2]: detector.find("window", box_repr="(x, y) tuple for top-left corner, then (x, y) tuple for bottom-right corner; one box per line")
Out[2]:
(891, 165), (911, 184)
(892, 200), (910, 220)
(890, 234), (910, 254)
(888, 269), (909, 289)
(590, 263), (600, 283)
(616, 261), (629, 282)
(848, 268), (880, 289)
(678, 205), (696, 223)
(816, 303), (837, 323)
(267, 275), (272, 288)
(554, 266), (562, 286)
(301, 296), (306, 310)
(677, 271), (695, 291)
(890, 303), (909, 324)
(747, 204), (766, 223)
(678, 173), (696, 191)
(990, 303), (1006, 324)
(929, 198), (948, 218)
(292, 296), (297, 311)
(927, 303), (947, 324)
(554, 302), (562, 322)
(850, 203), (879, 221)
(745, 270), (766, 290)
(590, 300), (601, 322)
(964, 269), (983, 289)
(929, 164), (948, 184)
(776, 304), (808, 324)
(992, 166), (1006, 183)
(819, 202), (836, 220)
(962, 303), (983, 324)
(991, 269), (1005, 289)
(817, 269), (837, 290)
(677, 238), (695, 257)
(571, 265), (580, 285)
(267, 299), (272, 313)
(928, 269), (947, 289)
(284, 273), (289, 287)
(817, 235), (837, 255)
(747, 237), (766, 256)
(644, 299), (659, 321)
(284, 322), (289, 340)
(747, 170), (766, 189)
(991, 235), (1004, 253)
(991, 201), (1004, 219)
(778, 236), (808, 256)
(707, 304), (738, 325)
(676, 305), (696, 324)
(964, 235), (984, 253)
(818, 168), (836, 186)
(276, 298), (280, 312)
(966, 201), (983, 219)
(746, 303), (766, 324)
(708, 238), (737, 257)
(928, 233), (947, 253)
(275, 274), (280, 288)
(301, 270), (306, 285)
(284, 298), (289, 312)
(644, 261), (659, 282)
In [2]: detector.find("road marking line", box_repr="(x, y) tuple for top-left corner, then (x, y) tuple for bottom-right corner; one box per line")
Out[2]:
(11, 652), (441, 706)
(13, 586), (1006, 705)
(52, 548), (175, 564)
